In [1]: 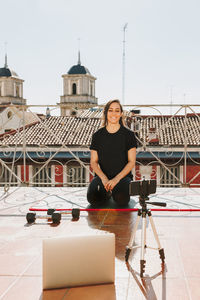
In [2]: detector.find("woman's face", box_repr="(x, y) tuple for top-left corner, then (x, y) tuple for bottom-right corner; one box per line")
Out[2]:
(107, 102), (122, 125)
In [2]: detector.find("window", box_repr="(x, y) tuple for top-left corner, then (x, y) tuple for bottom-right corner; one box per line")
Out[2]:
(72, 83), (77, 95)
(33, 167), (51, 187)
(0, 84), (1, 96)
(67, 165), (86, 187)
(90, 84), (93, 96)
(0, 165), (18, 186)
(7, 111), (13, 119)
(16, 85), (20, 97)
(160, 166), (180, 187)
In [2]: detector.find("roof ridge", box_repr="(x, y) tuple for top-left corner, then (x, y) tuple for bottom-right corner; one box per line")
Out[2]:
(0, 120), (40, 139)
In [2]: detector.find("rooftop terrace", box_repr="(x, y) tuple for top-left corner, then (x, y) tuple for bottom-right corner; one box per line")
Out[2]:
(0, 187), (200, 300)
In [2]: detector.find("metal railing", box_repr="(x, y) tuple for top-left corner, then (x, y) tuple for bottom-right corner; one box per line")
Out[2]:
(0, 103), (199, 190)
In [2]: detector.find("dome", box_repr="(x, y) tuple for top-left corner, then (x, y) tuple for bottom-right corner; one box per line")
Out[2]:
(68, 64), (90, 75)
(0, 67), (19, 78)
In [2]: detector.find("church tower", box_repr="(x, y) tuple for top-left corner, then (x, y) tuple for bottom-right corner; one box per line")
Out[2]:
(60, 52), (97, 116)
(0, 55), (26, 107)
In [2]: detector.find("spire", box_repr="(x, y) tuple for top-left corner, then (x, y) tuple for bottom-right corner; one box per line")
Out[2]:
(78, 50), (81, 65)
(4, 53), (8, 68)
(4, 42), (8, 68)
(77, 38), (81, 65)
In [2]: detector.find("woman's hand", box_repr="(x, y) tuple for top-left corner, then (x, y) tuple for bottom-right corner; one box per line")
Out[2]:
(101, 176), (109, 190)
(105, 177), (120, 191)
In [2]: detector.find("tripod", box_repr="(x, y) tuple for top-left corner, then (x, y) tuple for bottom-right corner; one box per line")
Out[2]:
(125, 195), (166, 278)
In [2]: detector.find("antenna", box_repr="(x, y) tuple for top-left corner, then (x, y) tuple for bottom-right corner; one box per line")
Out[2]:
(4, 42), (8, 68)
(78, 38), (81, 65)
(122, 23), (128, 105)
(170, 86), (173, 115)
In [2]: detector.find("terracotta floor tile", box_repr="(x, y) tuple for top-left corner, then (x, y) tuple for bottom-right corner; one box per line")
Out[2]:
(0, 238), (41, 256)
(24, 255), (42, 276)
(0, 188), (200, 299)
(100, 225), (134, 239)
(117, 273), (191, 300)
(102, 211), (135, 226)
(86, 211), (109, 226)
(179, 255), (200, 278)
(0, 276), (18, 296)
(63, 284), (116, 300)
(115, 277), (146, 300)
(107, 212), (136, 226)
(148, 277), (191, 300)
(187, 278), (200, 300)
(0, 276), (42, 300)
(0, 254), (37, 276)
(115, 239), (132, 260)
(115, 259), (130, 279)
(41, 288), (69, 300)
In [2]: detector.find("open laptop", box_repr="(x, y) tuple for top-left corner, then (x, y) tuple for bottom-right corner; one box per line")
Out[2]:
(43, 233), (115, 290)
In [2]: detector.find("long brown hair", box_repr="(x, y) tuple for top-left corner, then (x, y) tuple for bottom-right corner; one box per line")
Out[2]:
(101, 99), (125, 127)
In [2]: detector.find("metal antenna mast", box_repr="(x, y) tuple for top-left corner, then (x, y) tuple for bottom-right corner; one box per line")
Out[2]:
(122, 23), (128, 105)
(4, 42), (8, 68)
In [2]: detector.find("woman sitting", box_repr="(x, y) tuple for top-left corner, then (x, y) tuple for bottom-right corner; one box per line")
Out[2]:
(87, 99), (137, 207)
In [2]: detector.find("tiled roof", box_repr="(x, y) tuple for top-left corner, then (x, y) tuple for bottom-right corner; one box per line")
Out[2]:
(135, 114), (200, 146)
(0, 112), (200, 147)
(0, 116), (101, 147)
(78, 109), (102, 118)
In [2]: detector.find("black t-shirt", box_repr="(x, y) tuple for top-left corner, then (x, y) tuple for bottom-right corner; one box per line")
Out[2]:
(90, 125), (137, 179)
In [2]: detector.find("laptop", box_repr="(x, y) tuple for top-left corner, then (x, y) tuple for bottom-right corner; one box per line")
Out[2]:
(43, 233), (115, 290)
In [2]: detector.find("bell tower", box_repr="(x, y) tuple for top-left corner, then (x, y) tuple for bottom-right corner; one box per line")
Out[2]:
(60, 52), (97, 116)
(0, 54), (26, 106)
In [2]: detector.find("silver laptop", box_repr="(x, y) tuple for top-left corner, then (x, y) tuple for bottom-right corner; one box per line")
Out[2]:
(43, 233), (115, 290)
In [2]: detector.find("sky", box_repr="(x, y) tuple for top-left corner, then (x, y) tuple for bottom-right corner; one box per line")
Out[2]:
(1, 0), (200, 115)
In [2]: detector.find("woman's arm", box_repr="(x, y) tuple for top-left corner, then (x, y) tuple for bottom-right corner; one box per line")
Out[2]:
(105, 147), (136, 191)
(90, 150), (109, 190)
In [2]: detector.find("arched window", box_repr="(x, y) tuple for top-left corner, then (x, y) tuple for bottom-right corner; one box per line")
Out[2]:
(7, 111), (13, 119)
(72, 83), (77, 95)
(16, 85), (20, 97)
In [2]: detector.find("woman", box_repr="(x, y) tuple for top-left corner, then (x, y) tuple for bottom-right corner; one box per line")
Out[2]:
(87, 99), (137, 207)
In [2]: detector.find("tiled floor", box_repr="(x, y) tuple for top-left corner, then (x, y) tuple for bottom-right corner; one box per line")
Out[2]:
(0, 187), (200, 299)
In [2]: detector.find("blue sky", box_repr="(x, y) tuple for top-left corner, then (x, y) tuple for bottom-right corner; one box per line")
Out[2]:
(1, 0), (200, 114)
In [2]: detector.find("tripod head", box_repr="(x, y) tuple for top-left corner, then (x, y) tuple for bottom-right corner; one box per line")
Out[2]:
(129, 178), (166, 209)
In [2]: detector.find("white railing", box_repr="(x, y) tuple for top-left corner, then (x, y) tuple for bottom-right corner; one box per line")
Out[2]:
(0, 103), (199, 189)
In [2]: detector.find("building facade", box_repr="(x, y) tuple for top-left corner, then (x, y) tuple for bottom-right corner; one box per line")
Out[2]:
(0, 55), (26, 106)
(60, 53), (97, 116)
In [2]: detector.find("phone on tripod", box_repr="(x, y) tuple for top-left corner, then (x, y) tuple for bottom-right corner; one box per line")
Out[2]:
(126, 178), (166, 277)
(129, 179), (156, 197)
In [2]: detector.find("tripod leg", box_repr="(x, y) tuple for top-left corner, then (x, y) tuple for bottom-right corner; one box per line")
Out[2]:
(125, 213), (141, 262)
(140, 215), (146, 277)
(144, 217), (147, 249)
(148, 214), (165, 262)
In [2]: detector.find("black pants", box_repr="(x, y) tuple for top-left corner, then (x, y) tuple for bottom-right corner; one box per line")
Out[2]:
(87, 176), (131, 207)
